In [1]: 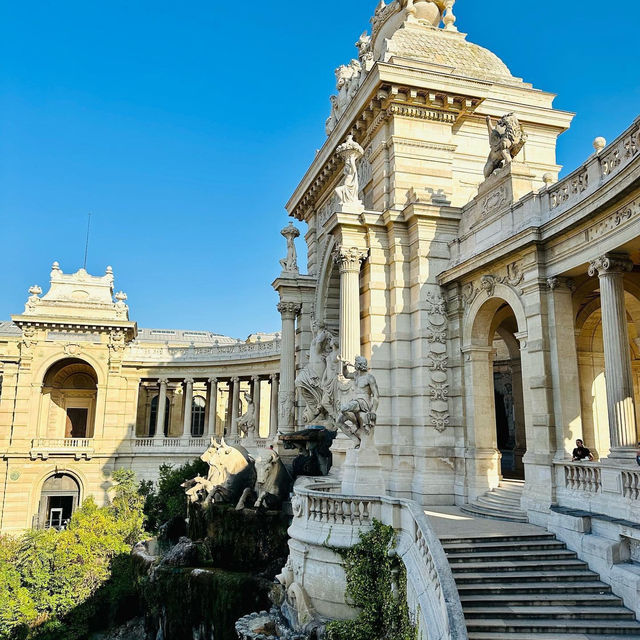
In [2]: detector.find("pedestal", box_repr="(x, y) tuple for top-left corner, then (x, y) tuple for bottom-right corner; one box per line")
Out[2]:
(341, 432), (386, 496)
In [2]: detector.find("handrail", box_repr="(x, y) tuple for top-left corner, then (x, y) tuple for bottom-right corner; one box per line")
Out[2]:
(291, 481), (468, 640)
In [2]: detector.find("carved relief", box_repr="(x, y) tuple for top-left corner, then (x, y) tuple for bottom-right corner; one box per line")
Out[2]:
(481, 186), (508, 216)
(550, 170), (588, 208)
(462, 262), (525, 304)
(586, 197), (640, 242)
(425, 291), (450, 432)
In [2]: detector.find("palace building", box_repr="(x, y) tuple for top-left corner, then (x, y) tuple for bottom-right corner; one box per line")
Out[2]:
(3, 0), (640, 630)
(0, 262), (280, 531)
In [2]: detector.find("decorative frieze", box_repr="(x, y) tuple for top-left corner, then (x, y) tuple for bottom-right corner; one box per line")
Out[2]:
(586, 197), (640, 242)
(425, 291), (450, 432)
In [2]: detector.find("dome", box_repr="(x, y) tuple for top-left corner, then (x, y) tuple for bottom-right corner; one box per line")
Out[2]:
(382, 25), (522, 85)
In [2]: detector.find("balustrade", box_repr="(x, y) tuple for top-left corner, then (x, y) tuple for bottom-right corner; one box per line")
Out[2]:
(622, 470), (640, 500)
(564, 463), (602, 493)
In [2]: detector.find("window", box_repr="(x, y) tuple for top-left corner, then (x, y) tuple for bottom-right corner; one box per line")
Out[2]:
(38, 473), (80, 530)
(65, 408), (88, 438)
(191, 396), (206, 437)
(149, 395), (170, 437)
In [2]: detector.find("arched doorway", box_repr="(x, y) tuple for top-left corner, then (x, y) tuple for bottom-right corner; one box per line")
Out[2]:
(465, 293), (528, 495)
(41, 358), (98, 439)
(37, 472), (81, 529)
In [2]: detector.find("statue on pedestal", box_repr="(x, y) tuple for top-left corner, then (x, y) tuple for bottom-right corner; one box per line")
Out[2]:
(236, 391), (256, 438)
(484, 113), (527, 178)
(279, 223), (300, 274)
(336, 356), (379, 448)
(335, 135), (364, 207)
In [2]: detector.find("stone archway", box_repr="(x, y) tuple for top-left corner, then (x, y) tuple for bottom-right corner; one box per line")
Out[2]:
(40, 358), (98, 439)
(36, 472), (81, 529)
(463, 287), (528, 498)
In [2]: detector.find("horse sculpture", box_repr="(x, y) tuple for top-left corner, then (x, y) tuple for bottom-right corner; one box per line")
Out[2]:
(184, 438), (256, 506)
(236, 448), (292, 511)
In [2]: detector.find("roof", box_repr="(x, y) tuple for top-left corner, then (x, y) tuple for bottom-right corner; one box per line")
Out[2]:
(383, 26), (523, 86)
(0, 321), (21, 337)
(135, 328), (242, 346)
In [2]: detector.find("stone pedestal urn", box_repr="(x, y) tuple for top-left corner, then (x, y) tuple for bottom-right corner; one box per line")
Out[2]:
(411, 0), (442, 26)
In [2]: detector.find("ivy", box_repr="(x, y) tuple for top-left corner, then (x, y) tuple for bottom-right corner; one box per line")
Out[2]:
(326, 520), (417, 640)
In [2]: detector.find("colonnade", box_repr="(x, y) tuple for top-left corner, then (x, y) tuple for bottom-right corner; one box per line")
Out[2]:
(143, 374), (280, 441)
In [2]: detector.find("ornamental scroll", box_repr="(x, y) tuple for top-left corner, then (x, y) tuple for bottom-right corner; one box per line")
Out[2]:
(425, 291), (450, 432)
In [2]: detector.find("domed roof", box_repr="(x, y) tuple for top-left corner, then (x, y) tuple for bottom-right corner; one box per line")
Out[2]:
(383, 25), (522, 84)
(382, 25), (523, 85)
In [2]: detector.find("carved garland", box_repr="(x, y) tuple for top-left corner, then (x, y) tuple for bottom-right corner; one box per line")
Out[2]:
(462, 261), (524, 306)
(425, 291), (450, 432)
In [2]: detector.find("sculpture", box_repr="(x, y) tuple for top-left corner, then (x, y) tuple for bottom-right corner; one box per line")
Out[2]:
(236, 391), (256, 438)
(279, 223), (300, 274)
(235, 449), (293, 511)
(295, 321), (333, 424)
(186, 438), (256, 506)
(336, 356), (380, 448)
(484, 113), (528, 178)
(335, 135), (365, 207)
(320, 335), (341, 420)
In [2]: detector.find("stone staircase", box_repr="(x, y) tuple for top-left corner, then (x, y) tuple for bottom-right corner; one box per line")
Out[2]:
(460, 479), (527, 522)
(442, 532), (640, 639)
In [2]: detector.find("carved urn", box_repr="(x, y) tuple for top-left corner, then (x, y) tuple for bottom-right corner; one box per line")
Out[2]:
(410, 0), (442, 26)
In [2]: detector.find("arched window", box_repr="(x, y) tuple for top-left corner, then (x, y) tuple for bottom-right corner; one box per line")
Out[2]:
(149, 395), (170, 437)
(191, 396), (206, 437)
(37, 473), (81, 530)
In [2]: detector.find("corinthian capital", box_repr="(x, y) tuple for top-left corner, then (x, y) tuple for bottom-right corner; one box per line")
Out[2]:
(277, 301), (302, 318)
(332, 245), (368, 273)
(588, 254), (633, 277)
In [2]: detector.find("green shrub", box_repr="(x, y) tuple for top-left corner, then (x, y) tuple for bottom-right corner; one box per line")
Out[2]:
(326, 520), (416, 640)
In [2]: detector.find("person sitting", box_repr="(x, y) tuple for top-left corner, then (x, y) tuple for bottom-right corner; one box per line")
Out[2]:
(572, 439), (594, 462)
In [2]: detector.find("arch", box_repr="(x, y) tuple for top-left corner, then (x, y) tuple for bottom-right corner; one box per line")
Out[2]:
(35, 470), (82, 529)
(40, 358), (98, 439)
(35, 351), (106, 388)
(191, 395), (206, 437)
(462, 286), (529, 497)
(314, 236), (340, 331)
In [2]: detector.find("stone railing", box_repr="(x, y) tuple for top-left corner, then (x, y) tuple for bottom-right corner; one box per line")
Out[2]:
(125, 339), (281, 363)
(30, 438), (94, 460)
(622, 470), (640, 500)
(291, 480), (467, 640)
(131, 436), (270, 453)
(562, 462), (602, 493)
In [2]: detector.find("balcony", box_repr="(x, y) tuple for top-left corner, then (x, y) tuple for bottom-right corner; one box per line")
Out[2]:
(30, 438), (94, 460)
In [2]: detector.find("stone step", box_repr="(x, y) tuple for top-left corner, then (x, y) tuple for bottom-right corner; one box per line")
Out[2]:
(456, 581), (612, 595)
(460, 504), (528, 522)
(442, 537), (564, 553)
(451, 559), (587, 573)
(463, 606), (636, 621)
(477, 494), (523, 507)
(448, 549), (578, 563)
(454, 569), (600, 584)
(465, 619), (640, 635)
(460, 593), (625, 608)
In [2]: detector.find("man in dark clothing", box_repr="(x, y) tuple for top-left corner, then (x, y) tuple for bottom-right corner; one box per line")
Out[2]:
(572, 439), (594, 461)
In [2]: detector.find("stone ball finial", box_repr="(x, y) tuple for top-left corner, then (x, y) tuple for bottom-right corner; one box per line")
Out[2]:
(28, 285), (42, 296)
(106, 265), (113, 274)
(52, 261), (60, 271)
(542, 172), (555, 186)
(593, 137), (607, 153)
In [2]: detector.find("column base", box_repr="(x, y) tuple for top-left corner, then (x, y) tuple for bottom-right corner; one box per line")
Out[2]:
(341, 433), (386, 497)
(607, 447), (639, 462)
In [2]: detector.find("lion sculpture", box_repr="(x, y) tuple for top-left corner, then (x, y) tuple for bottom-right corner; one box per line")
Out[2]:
(484, 113), (528, 178)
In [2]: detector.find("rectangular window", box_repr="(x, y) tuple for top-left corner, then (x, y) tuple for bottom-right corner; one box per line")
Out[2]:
(65, 408), (88, 438)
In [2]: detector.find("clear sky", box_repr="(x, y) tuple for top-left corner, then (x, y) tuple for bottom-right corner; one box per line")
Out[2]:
(1, 1), (639, 339)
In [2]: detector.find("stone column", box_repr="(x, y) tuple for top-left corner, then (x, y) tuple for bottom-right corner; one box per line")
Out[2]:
(230, 377), (240, 438)
(589, 254), (638, 458)
(206, 377), (218, 438)
(277, 302), (301, 434)
(182, 378), (194, 440)
(252, 375), (261, 436)
(547, 277), (583, 458)
(333, 246), (368, 364)
(269, 374), (279, 438)
(154, 378), (168, 442)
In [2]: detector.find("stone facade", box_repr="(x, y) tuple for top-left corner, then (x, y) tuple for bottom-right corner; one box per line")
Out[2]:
(0, 264), (281, 532)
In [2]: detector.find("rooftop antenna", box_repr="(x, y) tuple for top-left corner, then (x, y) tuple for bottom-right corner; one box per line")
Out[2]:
(83, 212), (92, 270)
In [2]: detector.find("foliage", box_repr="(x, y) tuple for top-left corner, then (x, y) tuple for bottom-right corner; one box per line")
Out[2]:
(0, 471), (147, 640)
(141, 458), (208, 533)
(326, 520), (416, 640)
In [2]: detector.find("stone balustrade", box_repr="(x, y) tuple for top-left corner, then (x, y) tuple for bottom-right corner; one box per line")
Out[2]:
(622, 470), (640, 500)
(562, 462), (602, 493)
(290, 480), (467, 640)
(30, 438), (94, 460)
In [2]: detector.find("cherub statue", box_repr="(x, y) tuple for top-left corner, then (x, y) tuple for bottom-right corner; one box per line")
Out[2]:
(336, 356), (380, 448)
(484, 113), (527, 178)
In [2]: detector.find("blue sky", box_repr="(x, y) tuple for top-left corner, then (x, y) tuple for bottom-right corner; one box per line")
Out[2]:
(1, 1), (638, 338)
